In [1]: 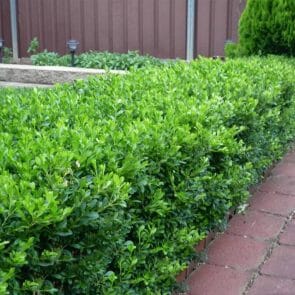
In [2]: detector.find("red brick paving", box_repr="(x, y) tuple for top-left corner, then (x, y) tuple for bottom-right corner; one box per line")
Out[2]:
(258, 175), (295, 196)
(280, 220), (295, 246)
(207, 234), (267, 270)
(186, 150), (295, 295)
(227, 210), (284, 240)
(261, 246), (295, 279)
(187, 264), (250, 295)
(272, 162), (295, 177)
(281, 152), (295, 163)
(247, 276), (295, 295)
(249, 191), (295, 216)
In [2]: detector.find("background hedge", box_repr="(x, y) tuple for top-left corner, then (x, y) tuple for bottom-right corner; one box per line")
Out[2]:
(0, 56), (295, 294)
(31, 50), (165, 70)
(239, 0), (295, 56)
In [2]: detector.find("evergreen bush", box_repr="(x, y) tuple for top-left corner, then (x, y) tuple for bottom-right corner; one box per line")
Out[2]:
(239, 0), (295, 56)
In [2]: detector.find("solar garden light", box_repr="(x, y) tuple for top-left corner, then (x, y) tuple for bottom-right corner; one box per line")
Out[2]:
(67, 39), (79, 67)
(225, 39), (234, 45)
(0, 38), (4, 63)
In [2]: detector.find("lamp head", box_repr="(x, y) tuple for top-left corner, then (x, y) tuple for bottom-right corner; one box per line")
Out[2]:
(0, 38), (4, 49)
(225, 39), (234, 45)
(67, 39), (79, 53)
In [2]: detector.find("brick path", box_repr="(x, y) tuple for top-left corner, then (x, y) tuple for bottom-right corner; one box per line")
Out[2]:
(186, 150), (295, 295)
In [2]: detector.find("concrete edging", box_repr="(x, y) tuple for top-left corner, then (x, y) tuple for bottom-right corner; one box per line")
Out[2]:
(0, 64), (126, 85)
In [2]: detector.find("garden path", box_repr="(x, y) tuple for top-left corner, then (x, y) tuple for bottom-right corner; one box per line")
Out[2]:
(186, 149), (295, 295)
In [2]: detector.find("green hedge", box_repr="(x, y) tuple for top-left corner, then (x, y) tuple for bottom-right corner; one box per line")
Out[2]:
(0, 56), (295, 294)
(31, 50), (165, 70)
(239, 0), (295, 56)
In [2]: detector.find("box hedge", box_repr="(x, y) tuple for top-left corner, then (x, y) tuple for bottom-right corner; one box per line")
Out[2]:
(0, 56), (295, 294)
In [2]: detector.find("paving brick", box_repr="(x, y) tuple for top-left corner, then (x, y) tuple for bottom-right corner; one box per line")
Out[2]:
(207, 234), (267, 270)
(271, 162), (295, 177)
(227, 210), (284, 240)
(272, 162), (295, 177)
(281, 152), (295, 164)
(249, 191), (295, 216)
(258, 175), (295, 196)
(187, 264), (250, 295)
(261, 246), (295, 279)
(280, 220), (295, 246)
(247, 275), (295, 295)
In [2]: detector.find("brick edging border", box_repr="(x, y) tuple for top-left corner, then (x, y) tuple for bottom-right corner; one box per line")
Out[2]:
(174, 149), (293, 285)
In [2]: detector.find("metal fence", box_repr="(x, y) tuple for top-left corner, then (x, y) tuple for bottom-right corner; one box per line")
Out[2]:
(0, 0), (11, 47)
(196, 0), (246, 57)
(0, 0), (246, 59)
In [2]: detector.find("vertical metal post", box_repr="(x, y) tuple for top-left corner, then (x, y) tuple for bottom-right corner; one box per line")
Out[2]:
(10, 0), (19, 61)
(186, 0), (196, 61)
(71, 52), (75, 67)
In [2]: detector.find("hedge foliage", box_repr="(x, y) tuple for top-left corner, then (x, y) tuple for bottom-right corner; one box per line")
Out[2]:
(31, 50), (165, 70)
(0, 56), (295, 294)
(239, 0), (295, 56)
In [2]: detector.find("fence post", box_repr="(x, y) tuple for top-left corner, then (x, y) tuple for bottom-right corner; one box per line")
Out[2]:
(10, 0), (19, 61)
(186, 0), (196, 61)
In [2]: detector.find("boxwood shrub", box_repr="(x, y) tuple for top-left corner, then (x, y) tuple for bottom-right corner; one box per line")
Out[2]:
(0, 56), (295, 294)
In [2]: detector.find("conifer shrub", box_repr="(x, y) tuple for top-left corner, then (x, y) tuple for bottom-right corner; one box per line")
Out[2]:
(0, 56), (295, 294)
(239, 0), (295, 56)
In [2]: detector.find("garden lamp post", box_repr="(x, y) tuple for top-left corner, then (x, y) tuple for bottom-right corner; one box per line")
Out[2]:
(0, 38), (4, 63)
(67, 39), (79, 67)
